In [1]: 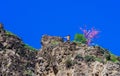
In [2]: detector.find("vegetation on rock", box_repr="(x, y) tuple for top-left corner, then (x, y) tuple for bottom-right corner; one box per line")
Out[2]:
(0, 24), (120, 76)
(74, 33), (86, 43)
(109, 53), (119, 63)
(24, 44), (37, 51)
(6, 31), (16, 36)
(84, 55), (95, 62)
(80, 27), (99, 45)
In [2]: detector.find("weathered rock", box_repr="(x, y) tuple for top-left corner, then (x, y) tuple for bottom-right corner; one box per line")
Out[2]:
(0, 24), (120, 76)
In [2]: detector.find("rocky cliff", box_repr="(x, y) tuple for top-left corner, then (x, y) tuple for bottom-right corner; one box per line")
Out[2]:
(0, 24), (120, 76)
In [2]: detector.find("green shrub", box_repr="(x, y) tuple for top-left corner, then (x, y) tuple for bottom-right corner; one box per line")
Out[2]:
(24, 70), (34, 76)
(75, 54), (82, 59)
(95, 58), (102, 62)
(84, 55), (95, 62)
(51, 41), (59, 45)
(75, 54), (84, 61)
(104, 51), (111, 61)
(110, 53), (119, 63)
(74, 33), (86, 43)
(103, 51), (119, 63)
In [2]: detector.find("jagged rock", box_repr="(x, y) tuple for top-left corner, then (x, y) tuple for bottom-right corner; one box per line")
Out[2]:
(0, 24), (120, 76)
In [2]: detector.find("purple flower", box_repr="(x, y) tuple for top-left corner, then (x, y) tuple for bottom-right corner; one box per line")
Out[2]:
(80, 27), (99, 45)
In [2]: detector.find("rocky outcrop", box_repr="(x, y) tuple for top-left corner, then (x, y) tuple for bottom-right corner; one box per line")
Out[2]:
(0, 24), (37, 76)
(36, 35), (120, 76)
(0, 24), (120, 76)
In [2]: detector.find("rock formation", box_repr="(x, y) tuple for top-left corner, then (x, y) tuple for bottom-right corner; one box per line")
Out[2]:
(0, 24), (120, 76)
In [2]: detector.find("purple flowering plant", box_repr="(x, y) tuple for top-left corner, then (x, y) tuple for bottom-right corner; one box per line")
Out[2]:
(80, 27), (99, 45)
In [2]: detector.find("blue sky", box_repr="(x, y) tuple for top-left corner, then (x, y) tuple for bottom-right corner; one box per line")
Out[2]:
(0, 0), (120, 56)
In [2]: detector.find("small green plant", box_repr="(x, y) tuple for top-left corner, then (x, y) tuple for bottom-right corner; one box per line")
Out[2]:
(84, 55), (95, 62)
(95, 58), (102, 62)
(24, 44), (37, 51)
(75, 54), (82, 59)
(24, 70), (34, 76)
(6, 31), (16, 36)
(75, 54), (84, 61)
(104, 51), (111, 61)
(74, 33), (86, 43)
(110, 53), (119, 63)
(51, 41), (59, 45)
(103, 51), (119, 63)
